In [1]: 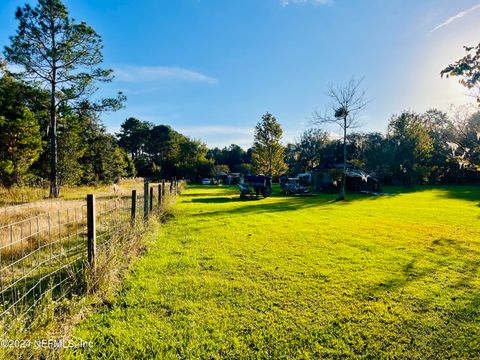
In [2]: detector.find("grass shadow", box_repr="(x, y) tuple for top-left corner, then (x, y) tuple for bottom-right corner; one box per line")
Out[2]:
(363, 237), (480, 306)
(190, 197), (250, 204)
(189, 193), (384, 218)
(383, 184), (480, 205)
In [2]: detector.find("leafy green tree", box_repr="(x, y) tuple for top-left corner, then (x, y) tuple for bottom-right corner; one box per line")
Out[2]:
(207, 147), (223, 163)
(117, 117), (152, 161)
(207, 144), (250, 174)
(0, 57), (6, 73)
(232, 163), (253, 174)
(421, 109), (453, 182)
(4, 0), (124, 197)
(117, 121), (215, 180)
(0, 74), (45, 186)
(252, 112), (288, 177)
(177, 138), (214, 179)
(0, 110), (43, 186)
(297, 128), (330, 171)
(81, 128), (133, 185)
(285, 143), (301, 176)
(56, 113), (88, 185)
(360, 133), (393, 183)
(441, 42), (480, 104)
(146, 125), (183, 178)
(387, 111), (433, 186)
(447, 106), (480, 174)
(213, 164), (230, 174)
(222, 144), (246, 169)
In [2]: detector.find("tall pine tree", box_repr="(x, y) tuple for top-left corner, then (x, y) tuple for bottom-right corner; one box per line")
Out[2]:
(4, 0), (124, 197)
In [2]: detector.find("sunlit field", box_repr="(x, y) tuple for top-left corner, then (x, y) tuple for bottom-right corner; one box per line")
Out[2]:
(67, 185), (480, 359)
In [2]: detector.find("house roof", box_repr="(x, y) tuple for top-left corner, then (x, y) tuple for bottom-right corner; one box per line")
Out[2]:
(312, 161), (355, 172)
(312, 161), (378, 182)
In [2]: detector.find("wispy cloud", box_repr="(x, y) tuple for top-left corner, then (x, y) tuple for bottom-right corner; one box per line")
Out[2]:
(429, 3), (480, 34)
(281, 0), (332, 7)
(113, 65), (218, 84)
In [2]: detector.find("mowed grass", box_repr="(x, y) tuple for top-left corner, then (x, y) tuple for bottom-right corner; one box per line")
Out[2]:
(67, 185), (480, 359)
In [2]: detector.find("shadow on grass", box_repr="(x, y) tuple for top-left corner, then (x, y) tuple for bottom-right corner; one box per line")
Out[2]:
(189, 192), (386, 218)
(362, 237), (480, 325)
(187, 184), (480, 218)
(190, 197), (246, 204)
(384, 184), (480, 206)
(436, 186), (480, 206)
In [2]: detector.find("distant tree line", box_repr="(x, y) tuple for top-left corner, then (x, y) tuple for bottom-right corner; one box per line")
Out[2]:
(1, 0), (478, 193)
(2, 65), (479, 188)
(285, 108), (480, 185)
(116, 117), (213, 181)
(207, 145), (253, 175)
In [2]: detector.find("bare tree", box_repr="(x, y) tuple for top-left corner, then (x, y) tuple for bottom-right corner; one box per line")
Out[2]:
(313, 77), (368, 200)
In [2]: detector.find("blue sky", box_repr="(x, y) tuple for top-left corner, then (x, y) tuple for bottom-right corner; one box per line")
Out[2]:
(1, 0), (480, 148)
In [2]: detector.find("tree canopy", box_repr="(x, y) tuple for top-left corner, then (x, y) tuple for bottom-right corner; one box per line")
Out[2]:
(441, 42), (480, 104)
(251, 112), (288, 177)
(4, 0), (124, 196)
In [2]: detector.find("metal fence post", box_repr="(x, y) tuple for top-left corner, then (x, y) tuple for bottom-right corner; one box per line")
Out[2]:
(158, 184), (162, 210)
(86, 194), (96, 271)
(144, 180), (149, 220)
(131, 190), (137, 226)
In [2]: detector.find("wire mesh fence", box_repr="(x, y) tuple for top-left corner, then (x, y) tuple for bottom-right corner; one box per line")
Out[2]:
(0, 180), (180, 334)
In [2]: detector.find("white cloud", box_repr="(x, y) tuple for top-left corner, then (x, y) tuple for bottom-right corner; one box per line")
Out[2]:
(113, 65), (218, 84)
(429, 3), (480, 34)
(281, 0), (332, 6)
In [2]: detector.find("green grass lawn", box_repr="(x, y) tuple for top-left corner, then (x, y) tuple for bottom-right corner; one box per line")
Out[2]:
(66, 185), (480, 359)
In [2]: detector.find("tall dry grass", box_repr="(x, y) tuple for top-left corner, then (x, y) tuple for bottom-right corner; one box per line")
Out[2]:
(0, 187), (181, 360)
(0, 178), (146, 225)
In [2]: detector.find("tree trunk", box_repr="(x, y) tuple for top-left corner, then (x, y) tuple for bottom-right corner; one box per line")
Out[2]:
(49, 19), (59, 199)
(338, 116), (347, 201)
(49, 89), (59, 198)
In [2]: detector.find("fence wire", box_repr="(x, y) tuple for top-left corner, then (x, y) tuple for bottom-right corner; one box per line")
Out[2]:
(0, 181), (178, 334)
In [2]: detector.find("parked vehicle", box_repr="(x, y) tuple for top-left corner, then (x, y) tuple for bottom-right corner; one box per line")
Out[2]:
(201, 178), (211, 185)
(238, 175), (272, 198)
(282, 178), (310, 195)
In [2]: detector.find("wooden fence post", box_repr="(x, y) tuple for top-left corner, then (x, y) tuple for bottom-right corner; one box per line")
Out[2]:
(131, 190), (137, 226)
(150, 186), (154, 212)
(86, 194), (96, 271)
(158, 184), (162, 210)
(170, 178), (173, 194)
(144, 180), (149, 220)
(162, 179), (166, 197)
